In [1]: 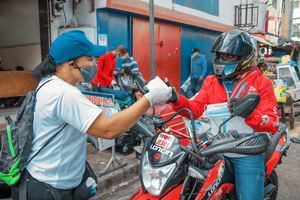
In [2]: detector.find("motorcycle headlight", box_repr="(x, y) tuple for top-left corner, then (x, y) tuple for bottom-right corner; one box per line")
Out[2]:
(141, 152), (176, 196)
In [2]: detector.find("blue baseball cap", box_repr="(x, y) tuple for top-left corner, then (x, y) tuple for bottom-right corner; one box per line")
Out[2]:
(49, 30), (107, 64)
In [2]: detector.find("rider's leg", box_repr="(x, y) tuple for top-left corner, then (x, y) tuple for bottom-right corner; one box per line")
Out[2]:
(227, 155), (265, 200)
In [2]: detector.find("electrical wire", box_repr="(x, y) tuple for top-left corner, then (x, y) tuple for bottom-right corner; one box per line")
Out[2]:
(62, 4), (67, 23)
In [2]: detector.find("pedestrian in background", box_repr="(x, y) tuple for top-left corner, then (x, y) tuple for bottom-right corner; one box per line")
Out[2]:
(91, 45), (128, 101)
(120, 50), (140, 75)
(186, 48), (207, 98)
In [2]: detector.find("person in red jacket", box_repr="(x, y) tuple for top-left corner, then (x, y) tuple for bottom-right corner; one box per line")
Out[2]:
(171, 30), (279, 200)
(91, 45), (128, 100)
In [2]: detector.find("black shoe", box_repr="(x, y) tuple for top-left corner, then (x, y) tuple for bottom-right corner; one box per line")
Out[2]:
(291, 136), (300, 144)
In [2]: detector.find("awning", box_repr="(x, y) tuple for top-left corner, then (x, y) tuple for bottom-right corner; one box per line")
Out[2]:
(251, 33), (274, 46)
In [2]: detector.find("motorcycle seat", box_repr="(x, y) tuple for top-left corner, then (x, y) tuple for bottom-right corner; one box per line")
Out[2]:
(264, 123), (287, 162)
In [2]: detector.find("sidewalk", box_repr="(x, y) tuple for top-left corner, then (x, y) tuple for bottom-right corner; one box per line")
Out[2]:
(290, 122), (300, 137)
(86, 145), (140, 199)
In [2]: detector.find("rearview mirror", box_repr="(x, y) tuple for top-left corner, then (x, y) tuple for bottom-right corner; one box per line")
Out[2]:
(233, 93), (260, 117)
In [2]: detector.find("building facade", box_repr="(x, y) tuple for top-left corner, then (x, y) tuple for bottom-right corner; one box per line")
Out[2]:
(292, 0), (300, 40)
(1, 0), (292, 83)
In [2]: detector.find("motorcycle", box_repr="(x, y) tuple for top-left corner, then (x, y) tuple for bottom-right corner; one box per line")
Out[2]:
(129, 84), (290, 200)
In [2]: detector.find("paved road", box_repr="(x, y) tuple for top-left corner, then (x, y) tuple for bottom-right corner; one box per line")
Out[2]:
(277, 142), (300, 200)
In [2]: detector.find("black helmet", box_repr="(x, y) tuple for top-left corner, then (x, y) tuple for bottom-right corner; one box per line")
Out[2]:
(211, 29), (257, 80)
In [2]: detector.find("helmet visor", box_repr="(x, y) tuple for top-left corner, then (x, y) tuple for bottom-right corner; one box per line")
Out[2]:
(212, 31), (253, 57)
(213, 58), (239, 77)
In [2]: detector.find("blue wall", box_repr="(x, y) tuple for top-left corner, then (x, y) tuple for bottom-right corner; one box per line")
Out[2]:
(180, 26), (221, 84)
(96, 10), (131, 68)
(175, 0), (219, 16)
(96, 10), (130, 50)
(96, 9), (221, 84)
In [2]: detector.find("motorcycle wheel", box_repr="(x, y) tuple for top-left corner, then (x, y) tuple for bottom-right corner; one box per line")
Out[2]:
(265, 171), (278, 200)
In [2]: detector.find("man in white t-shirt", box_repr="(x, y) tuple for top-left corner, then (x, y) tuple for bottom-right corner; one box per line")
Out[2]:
(12, 30), (172, 200)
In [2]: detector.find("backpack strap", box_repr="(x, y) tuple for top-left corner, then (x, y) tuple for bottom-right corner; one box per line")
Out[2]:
(24, 123), (67, 166)
(35, 79), (53, 94)
(0, 132), (4, 158)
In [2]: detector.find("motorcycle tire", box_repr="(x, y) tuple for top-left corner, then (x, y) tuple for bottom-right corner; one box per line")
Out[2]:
(265, 171), (278, 200)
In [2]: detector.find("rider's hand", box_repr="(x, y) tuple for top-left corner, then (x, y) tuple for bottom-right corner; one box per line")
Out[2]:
(144, 77), (172, 106)
(164, 78), (178, 104)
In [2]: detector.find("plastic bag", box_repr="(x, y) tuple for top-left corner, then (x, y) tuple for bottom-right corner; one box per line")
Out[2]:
(180, 77), (191, 93)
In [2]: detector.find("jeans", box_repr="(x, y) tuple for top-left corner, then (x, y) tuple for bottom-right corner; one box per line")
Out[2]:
(186, 77), (203, 98)
(227, 155), (265, 200)
(92, 85), (129, 101)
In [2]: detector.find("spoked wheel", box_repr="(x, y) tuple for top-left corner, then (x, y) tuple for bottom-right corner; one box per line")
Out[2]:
(264, 171), (278, 200)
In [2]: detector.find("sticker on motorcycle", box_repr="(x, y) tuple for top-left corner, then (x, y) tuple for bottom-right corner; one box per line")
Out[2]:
(155, 133), (175, 149)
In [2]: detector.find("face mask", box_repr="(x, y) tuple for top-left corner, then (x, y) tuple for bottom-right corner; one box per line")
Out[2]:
(74, 59), (97, 83)
(81, 65), (97, 82)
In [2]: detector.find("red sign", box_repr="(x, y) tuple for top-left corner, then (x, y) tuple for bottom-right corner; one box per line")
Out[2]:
(155, 133), (175, 149)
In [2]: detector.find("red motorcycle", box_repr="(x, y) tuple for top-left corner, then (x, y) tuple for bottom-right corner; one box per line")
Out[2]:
(130, 93), (290, 200)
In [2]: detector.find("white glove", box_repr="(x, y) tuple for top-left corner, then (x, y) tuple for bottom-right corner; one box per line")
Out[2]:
(144, 76), (172, 106)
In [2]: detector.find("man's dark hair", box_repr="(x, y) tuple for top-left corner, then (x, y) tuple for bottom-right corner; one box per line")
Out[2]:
(116, 45), (128, 55)
(192, 48), (200, 54)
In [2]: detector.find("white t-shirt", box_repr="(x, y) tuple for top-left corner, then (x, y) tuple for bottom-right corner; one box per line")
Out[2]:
(26, 75), (102, 189)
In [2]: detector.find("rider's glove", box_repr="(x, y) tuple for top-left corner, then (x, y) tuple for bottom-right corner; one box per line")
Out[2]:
(164, 79), (178, 104)
(144, 76), (172, 106)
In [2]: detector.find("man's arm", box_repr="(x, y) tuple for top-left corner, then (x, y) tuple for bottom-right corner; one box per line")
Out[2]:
(88, 77), (172, 139)
(245, 78), (279, 134)
(88, 97), (150, 139)
(130, 57), (139, 73)
(171, 76), (212, 119)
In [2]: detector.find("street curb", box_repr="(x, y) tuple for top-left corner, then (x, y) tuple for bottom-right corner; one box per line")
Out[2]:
(96, 176), (140, 199)
(86, 144), (140, 199)
(97, 160), (139, 191)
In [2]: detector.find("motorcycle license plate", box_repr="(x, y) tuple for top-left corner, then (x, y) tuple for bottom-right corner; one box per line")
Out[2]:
(155, 133), (175, 149)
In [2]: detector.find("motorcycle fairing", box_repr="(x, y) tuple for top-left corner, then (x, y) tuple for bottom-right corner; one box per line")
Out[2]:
(140, 133), (188, 197)
(146, 133), (184, 167)
(130, 185), (183, 200)
(196, 160), (226, 200)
